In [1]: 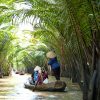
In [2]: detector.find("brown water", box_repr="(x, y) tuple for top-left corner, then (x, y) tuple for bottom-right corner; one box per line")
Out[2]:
(0, 72), (82, 100)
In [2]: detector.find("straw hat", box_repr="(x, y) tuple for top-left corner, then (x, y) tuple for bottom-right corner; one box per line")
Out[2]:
(46, 51), (56, 58)
(34, 66), (41, 71)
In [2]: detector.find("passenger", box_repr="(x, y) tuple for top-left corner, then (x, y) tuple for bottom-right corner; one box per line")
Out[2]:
(34, 66), (42, 85)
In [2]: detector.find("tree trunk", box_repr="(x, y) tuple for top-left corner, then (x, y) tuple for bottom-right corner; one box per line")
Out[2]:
(96, 58), (100, 100)
(83, 62), (90, 100)
(88, 29), (100, 100)
(89, 58), (100, 100)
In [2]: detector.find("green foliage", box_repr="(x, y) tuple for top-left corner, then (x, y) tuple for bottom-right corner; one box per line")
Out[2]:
(22, 44), (48, 69)
(0, 0), (99, 89)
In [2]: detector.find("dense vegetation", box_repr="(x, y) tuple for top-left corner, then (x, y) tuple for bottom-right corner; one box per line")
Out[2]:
(0, 0), (99, 100)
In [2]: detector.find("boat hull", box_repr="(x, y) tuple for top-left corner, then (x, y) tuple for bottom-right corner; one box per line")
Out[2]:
(24, 81), (66, 92)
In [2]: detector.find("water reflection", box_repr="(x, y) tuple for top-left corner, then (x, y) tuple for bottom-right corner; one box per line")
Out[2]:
(0, 72), (82, 100)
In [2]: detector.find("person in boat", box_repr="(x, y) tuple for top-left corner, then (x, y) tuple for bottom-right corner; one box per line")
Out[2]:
(34, 66), (43, 85)
(46, 51), (60, 80)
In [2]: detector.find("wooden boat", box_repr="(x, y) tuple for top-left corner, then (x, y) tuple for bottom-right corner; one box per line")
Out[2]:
(19, 72), (25, 75)
(15, 71), (19, 74)
(24, 81), (66, 92)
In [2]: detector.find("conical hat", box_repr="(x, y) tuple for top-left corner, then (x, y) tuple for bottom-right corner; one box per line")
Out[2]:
(46, 51), (56, 58)
(34, 66), (41, 71)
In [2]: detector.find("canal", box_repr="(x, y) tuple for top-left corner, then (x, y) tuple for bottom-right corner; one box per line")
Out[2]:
(0, 72), (82, 100)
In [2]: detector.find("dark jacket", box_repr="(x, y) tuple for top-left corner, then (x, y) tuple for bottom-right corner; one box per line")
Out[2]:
(48, 57), (60, 70)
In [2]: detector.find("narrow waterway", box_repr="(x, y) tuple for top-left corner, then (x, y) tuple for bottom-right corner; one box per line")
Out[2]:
(0, 72), (82, 100)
